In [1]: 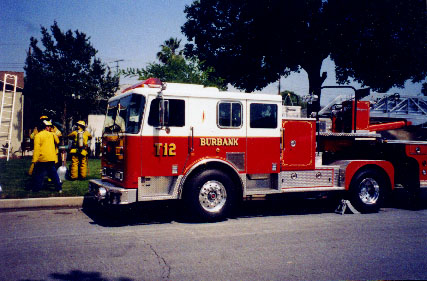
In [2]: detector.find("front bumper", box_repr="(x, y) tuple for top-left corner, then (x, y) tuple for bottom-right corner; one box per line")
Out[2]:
(89, 179), (137, 204)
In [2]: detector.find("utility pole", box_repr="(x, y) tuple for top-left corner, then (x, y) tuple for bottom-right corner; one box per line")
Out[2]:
(112, 59), (124, 73)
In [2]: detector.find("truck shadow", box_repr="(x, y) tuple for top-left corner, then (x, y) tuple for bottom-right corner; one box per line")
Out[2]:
(82, 190), (426, 227)
(385, 188), (427, 210)
(20, 269), (134, 281)
(82, 196), (180, 227)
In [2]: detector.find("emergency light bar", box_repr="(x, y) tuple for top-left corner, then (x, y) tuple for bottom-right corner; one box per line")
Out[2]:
(122, 77), (163, 93)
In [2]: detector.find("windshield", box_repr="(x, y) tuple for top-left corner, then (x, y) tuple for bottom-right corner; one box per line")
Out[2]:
(103, 94), (146, 134)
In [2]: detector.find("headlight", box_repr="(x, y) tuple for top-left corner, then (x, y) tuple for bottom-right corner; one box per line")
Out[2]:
(98, 187), (107, 198)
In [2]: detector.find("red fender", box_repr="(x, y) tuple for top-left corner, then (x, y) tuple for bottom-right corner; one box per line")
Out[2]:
(345, 160), (394, 190)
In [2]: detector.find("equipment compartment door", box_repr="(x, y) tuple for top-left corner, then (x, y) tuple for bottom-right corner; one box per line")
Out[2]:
(246, 102), (281, 174)
(281, 119), (316, 170)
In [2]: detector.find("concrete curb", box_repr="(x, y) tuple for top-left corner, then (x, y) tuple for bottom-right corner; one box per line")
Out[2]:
(0, 196), (84, 209)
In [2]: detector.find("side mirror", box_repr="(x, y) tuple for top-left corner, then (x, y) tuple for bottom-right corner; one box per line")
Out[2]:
(158, 99), (169, 128)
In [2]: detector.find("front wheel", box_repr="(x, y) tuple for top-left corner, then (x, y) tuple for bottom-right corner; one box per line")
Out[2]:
(184, 170), (236, 221)
(349, 169), (387, 213)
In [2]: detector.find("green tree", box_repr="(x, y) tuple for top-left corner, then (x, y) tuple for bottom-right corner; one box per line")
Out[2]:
(156, 37), (183, 64)
(123, 38), (226, 89)
(281, 90), (303, 107)
(182, 0), (427, 115)
(24, 21), (119, 132)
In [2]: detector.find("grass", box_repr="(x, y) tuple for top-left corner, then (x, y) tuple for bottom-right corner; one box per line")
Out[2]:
(0, 157), (101, 199)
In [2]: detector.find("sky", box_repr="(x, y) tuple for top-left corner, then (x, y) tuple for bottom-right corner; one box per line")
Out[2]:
(1, 0), (425, 105)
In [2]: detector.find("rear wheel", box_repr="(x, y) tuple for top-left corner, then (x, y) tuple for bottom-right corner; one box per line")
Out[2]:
(349, 169), (387, 213)
(184, 169), (236, 221)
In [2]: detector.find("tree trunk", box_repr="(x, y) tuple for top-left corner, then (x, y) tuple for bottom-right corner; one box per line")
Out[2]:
(304, 60), (327, 117)
(62, 101), (67, 143)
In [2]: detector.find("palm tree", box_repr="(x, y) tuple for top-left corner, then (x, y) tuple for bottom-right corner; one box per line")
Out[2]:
(156, 38), (183, 64)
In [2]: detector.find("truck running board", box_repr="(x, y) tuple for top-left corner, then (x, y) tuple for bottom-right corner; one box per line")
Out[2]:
(280, 186), (346, 193)
(245, 186), (345, 196)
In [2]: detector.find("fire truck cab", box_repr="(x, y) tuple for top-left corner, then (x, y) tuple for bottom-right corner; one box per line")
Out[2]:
(89, 79), (426, 220)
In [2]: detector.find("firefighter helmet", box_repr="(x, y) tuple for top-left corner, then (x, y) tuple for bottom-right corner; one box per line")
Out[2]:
(43, 120), (52, 126)
(76, 120), (86, 127)
(40, 115), (49, 120)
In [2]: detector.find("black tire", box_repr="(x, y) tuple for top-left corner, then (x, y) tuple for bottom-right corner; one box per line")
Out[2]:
(349, 169), (387, 213)
(183, 169), (236, 221)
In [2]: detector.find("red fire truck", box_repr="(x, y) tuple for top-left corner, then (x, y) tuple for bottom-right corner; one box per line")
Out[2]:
(89, 78), (426, 220)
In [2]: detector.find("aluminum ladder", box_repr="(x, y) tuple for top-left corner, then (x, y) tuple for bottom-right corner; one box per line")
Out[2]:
(370, 94), (427, 126)
(0, 73), (18, 161)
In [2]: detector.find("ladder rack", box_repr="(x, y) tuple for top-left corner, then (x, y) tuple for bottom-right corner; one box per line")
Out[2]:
(0, 73), (18, 161)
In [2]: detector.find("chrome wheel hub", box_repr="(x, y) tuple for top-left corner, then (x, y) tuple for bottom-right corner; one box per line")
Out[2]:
(358, 178), (380, 205)
(199, 180), (227, 213)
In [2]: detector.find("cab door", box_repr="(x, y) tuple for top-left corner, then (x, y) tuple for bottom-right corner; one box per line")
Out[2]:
(140, 95), (189, 177)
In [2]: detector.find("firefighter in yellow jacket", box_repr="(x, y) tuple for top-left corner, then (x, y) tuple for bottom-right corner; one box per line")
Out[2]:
(29, 115), (62, 175)
(68, 121), (92, 180)
(32, 120), (62, 192)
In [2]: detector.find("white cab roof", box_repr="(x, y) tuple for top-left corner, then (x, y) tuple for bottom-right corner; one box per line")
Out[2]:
(110, 82), (282, 103)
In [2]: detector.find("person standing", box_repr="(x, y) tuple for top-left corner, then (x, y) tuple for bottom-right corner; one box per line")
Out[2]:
(32, 120), (62, 193)
(68, 120), (92, 180)
(28, 115), (48, 176)
(29, 115), (62, 175)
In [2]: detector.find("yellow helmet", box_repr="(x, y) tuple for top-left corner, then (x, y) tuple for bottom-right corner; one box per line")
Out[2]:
(40, 115), (49, 120)
(76, 120), (86, 127)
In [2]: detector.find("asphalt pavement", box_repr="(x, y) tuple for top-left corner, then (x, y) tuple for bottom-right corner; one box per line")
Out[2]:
(0, 185), (425, 211)
(0, 197), (426, 281)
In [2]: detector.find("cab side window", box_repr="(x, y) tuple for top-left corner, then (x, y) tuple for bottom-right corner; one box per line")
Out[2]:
(250, 103), (277, 128)
(218, 102), (242, 128)
(148, 98), (185, 127)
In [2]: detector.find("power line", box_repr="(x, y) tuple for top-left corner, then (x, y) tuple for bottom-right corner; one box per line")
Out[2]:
(0, 62), (25, 70)
(0, 62), (25, 65)
(0, 67), (25, 70)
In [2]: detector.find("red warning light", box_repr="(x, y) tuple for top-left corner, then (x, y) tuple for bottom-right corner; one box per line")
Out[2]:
(122, 78), (163, 93)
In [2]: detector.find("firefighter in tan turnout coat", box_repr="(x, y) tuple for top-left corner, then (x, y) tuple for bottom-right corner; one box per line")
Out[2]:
(68, 121), (92, 179)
